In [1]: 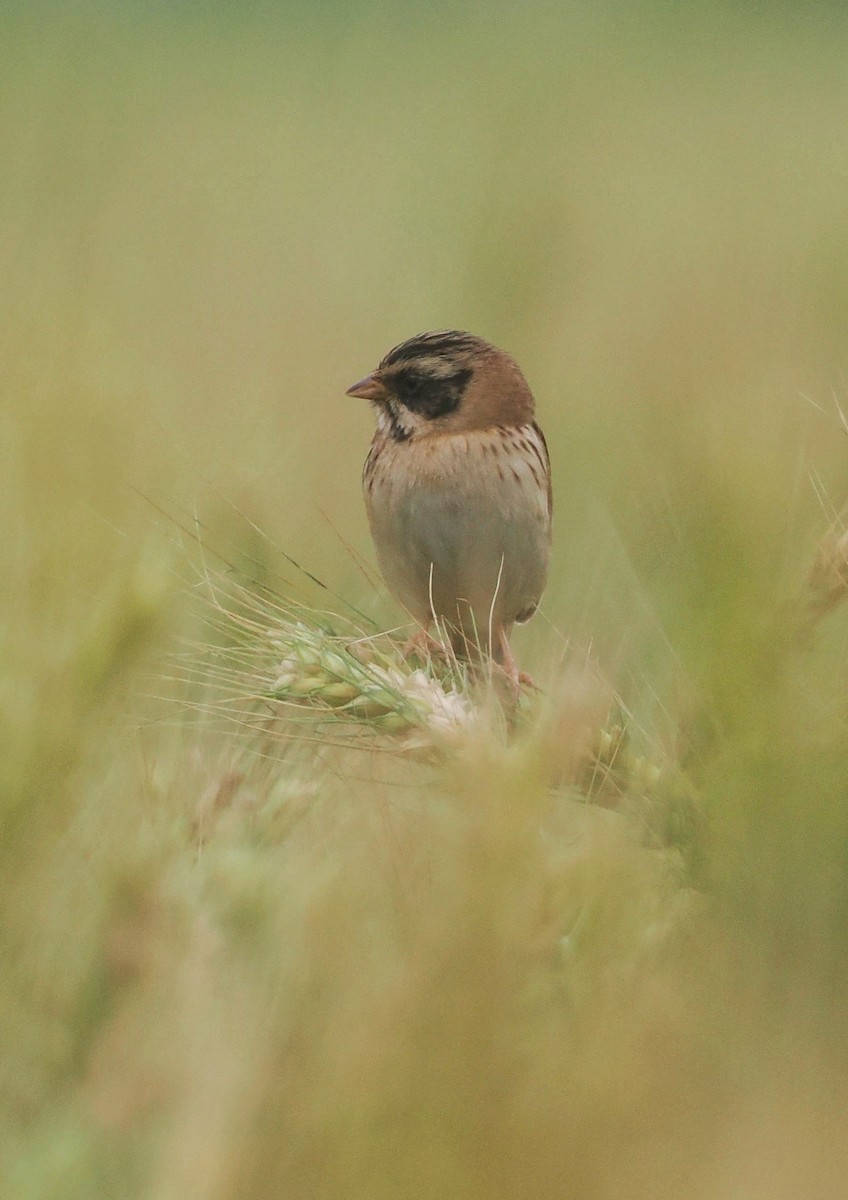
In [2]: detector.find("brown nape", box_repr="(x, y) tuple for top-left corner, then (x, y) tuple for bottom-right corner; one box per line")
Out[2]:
(450, 350), (536, 432)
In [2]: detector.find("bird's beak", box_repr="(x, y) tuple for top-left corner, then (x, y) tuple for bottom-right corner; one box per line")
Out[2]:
(346, 372), (387, 401)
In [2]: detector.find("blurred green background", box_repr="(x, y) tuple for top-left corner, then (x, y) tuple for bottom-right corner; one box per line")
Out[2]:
(5, 2), (848, 1197)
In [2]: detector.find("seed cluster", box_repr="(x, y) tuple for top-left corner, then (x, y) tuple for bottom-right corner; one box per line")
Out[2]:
(268, 623), (474, 739)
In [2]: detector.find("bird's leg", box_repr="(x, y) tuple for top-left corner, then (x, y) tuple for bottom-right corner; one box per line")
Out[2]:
(402, 622), (449, 663)
(495, 625), (537, 697)
(495, 626), (520, 698)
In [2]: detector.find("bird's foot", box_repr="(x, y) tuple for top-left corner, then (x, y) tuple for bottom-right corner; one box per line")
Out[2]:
(402, 627), (450, 663)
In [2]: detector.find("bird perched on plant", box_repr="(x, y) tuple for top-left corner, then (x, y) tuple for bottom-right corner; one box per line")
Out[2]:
(347, 330), (552, 691)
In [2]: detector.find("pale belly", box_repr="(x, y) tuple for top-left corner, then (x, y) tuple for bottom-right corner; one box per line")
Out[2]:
(365, 429), (550, 641)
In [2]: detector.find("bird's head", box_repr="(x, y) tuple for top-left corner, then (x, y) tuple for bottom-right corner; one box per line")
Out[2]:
(346, 330), (535, 440)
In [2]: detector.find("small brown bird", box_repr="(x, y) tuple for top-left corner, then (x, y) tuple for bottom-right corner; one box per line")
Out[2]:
(347, 330), (552, 690)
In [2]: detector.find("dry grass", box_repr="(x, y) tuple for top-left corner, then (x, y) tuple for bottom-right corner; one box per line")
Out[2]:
(4, 4), (848, 1197)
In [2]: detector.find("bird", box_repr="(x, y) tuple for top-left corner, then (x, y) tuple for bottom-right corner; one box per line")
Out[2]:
(346, 329), (552, 692)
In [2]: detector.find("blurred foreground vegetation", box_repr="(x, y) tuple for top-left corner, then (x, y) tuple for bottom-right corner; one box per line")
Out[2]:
(5, 3), (848, 1197)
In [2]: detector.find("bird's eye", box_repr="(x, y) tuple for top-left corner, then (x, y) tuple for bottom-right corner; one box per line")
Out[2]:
(401, 373), (424, 397)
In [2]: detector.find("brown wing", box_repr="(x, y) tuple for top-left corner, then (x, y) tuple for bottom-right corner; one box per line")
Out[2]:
(529, 419), (553, 520)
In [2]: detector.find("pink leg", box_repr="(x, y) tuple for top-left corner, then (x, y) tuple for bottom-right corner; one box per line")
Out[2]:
(495, 625), (537, 697)
(402, 621), (449, 661)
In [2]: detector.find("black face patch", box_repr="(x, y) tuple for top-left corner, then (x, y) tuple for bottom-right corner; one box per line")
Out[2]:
(390, 365), (473, 420)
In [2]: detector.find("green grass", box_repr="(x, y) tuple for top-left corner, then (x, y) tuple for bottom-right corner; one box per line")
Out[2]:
(4, 3), (848, 1196)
